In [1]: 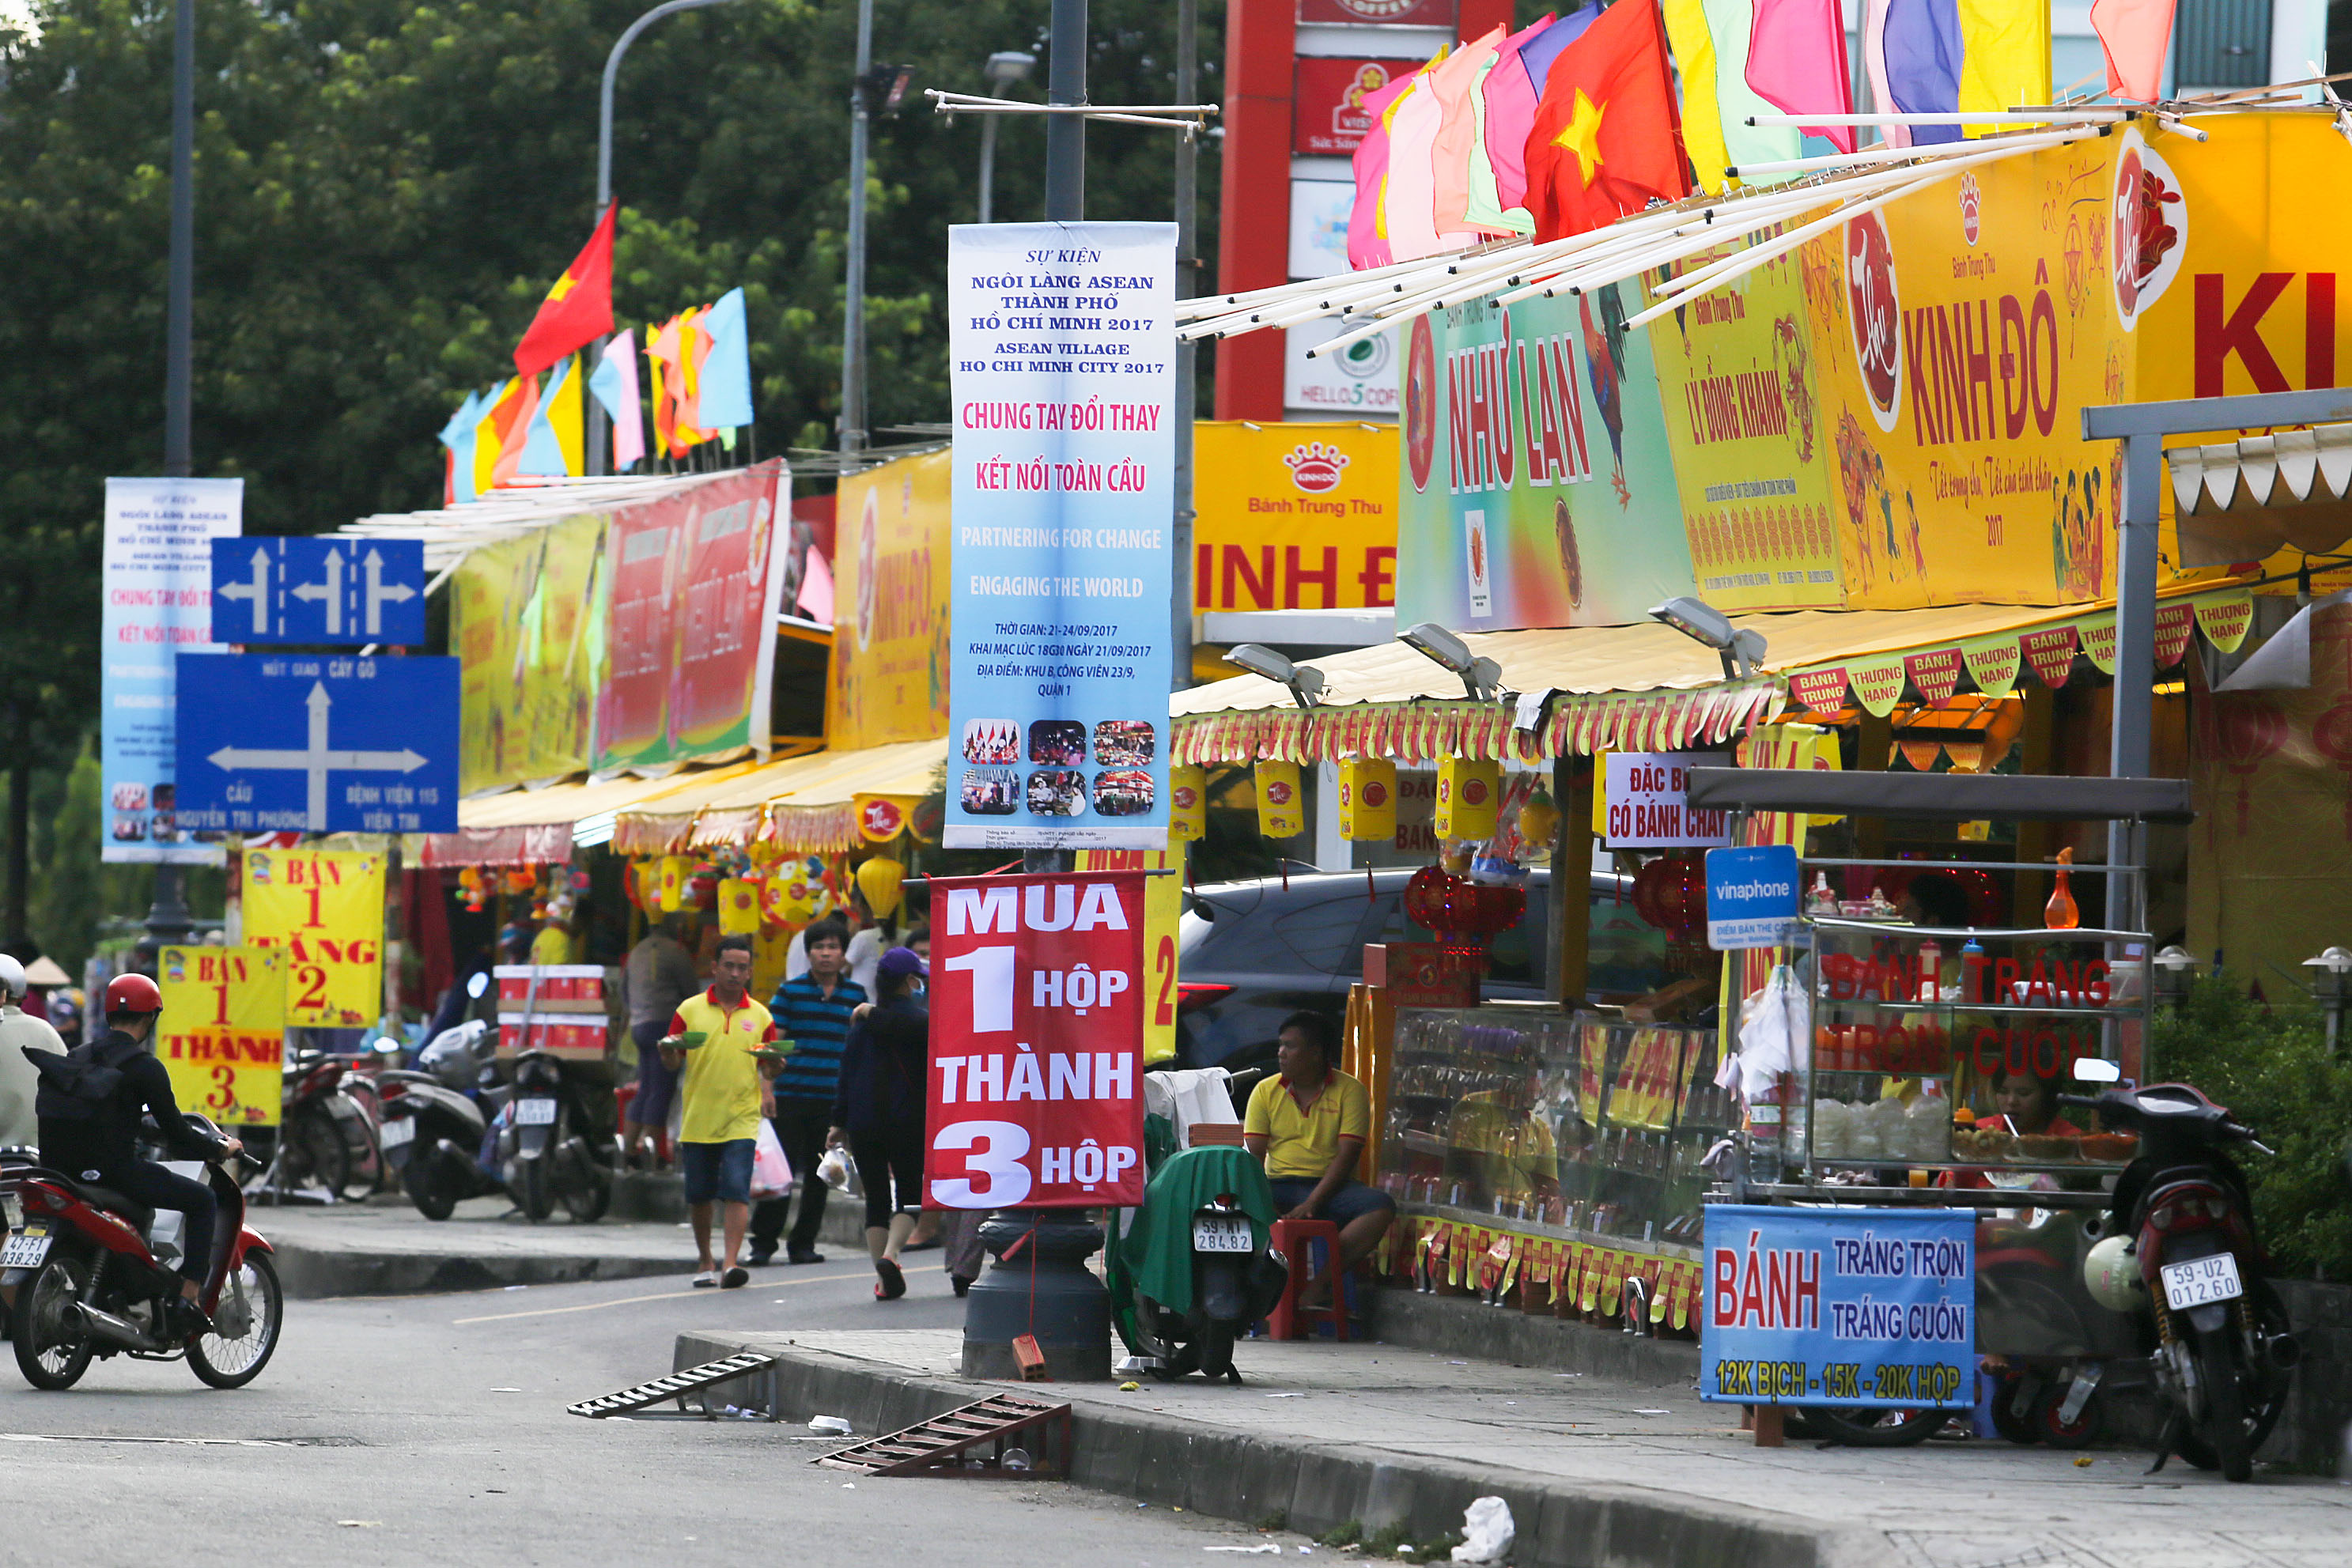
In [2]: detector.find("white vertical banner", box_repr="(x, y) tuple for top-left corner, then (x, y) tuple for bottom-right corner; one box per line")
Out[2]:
(944, 222), (1177, 849)
(101, 478), (241, 863)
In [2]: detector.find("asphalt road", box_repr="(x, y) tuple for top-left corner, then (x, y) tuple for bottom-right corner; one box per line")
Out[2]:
(0, 1250), (1299, 1566)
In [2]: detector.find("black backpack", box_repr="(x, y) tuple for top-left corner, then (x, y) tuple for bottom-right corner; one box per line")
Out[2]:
(29, 1035), (141, 1124)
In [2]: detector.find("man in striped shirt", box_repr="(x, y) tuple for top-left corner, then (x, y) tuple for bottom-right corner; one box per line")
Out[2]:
(749, 918), (867, 1264)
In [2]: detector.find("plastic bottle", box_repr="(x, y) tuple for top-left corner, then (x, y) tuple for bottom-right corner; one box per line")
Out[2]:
(1904, 1083), (1949, 1162)
(2046, 848), (2080, 930)
(1961, 935), (1986, 1003)
(1917, 939), (1942, 1002)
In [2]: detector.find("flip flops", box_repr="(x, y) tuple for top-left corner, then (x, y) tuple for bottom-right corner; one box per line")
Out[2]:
(693, 1271), (720, 1288)
(874, 1257), (906, 1300)
(721, 1266), (750, 1289)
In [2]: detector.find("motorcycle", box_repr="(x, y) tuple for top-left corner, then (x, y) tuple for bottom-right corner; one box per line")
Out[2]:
(1108, 1146), (1287, 1386)
(2065, 1075), (2298, 1482)
(2, 1127), (283, 1390)
(265, 1052), (378, 1202)
(379, 1019), (613, 1223)
(376, 1019), (502, 1220)
(494, 1045), (613, 1224)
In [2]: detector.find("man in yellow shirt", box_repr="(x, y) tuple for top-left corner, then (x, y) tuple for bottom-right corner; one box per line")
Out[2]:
(1243, 1011), (1394, 1305)
(660, 935), (776, 1288)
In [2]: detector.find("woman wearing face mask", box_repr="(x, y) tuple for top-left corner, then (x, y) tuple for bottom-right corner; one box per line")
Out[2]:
(828, 947), (931, 1300)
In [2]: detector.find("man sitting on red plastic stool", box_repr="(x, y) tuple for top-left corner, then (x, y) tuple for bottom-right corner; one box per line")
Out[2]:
(1242, 1011), (1393, 1312)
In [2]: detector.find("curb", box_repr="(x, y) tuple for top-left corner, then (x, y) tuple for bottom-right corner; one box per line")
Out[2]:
(674, 1331), (1850, 1568)
(273, 1243), (702, 1298)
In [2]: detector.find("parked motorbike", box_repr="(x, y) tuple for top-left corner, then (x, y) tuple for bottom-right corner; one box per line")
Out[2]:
(1110, 1147), (1287, 1386)
(378, 1019), (501, 1220)
(265, 1052), (378, 1202)
(2, 1126), (283, 1390)
(496, 1045), (613, 1224)
(380, 1018), (612, 1223)
(2066, 1076), (2298, 1482)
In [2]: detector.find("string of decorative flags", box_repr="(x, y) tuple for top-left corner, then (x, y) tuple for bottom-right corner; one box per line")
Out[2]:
(436, 207), (757, 502)
(1182, 0), (2204, 349)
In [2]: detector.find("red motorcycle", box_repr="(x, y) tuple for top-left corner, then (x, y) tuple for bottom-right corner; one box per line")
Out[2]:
(2, 1130), (283, 1390)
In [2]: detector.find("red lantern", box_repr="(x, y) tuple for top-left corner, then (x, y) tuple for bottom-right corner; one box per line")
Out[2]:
(1632, 855), (1704, 939)
(1404, 864), (1456, 932)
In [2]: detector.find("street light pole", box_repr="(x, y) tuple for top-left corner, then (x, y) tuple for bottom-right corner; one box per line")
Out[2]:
(1044, 0), (1087, 221)
(976, 51), (1036, 225)
(142, 0), (199, 963)
(839, 0), (877, 470)
(1170, 0), (1197, 693)
(588, 0), (738, 475)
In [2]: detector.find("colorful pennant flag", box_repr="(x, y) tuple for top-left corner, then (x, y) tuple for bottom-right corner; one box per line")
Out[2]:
(1957, 0), (2051, 133)
(438, 390), (483, 504)
(1522, 0), (1688, 244)
(1862, 0), (1912, 149)
(1429, 25), (1509, 237)
(490, 372), (541, 489)
(515, 356), (584, 478)
(1878, 0), (1965, 145)
(588, 329), (646, 471)
(1480, 14), (1557, 221)
(1660, 0), (1733, 193)
(1746, 0), (1858, 153)
(2090, 0), (2176, 102)
(698, 288), (754, 429)
(1347, 68), (1420, 269)
(514, 206), (616, 376)
(1697, 0), (1802, 172)
(1382, 63), (1457, 262)
(473, 377), (528, 497)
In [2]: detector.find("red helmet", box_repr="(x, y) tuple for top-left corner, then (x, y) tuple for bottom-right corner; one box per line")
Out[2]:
(104, 973), (163, 1018)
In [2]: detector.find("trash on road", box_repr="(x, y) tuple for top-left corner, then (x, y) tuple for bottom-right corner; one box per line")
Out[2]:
(1203, 1546), (1280, 1555)
(1450, 1497), (1514, 1565)
(808, 1415), (854, 1437)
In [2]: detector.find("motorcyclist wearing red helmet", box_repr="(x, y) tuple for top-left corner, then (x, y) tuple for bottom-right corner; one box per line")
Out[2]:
(38, 971), (244, 1339)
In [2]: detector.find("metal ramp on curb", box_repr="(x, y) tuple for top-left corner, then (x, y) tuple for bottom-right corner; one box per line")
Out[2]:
(814, 1392), (1072, 1477)
(567, 1352), (778, 1420)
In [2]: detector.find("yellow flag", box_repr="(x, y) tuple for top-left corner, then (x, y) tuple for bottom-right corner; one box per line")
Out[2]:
(549, 353), (585, 476)
(1661, 0), (1730, 197)
(1957, 0), (2051, 136)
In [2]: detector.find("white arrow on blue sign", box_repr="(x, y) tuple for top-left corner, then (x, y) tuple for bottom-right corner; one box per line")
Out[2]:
(172, 652), (458, 833)
(209, 536), (426, 646)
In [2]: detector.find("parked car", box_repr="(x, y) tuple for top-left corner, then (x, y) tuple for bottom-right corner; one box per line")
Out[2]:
(1174, 866), (1679, 1075)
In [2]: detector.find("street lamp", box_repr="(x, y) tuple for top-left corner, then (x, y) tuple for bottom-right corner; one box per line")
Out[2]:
(1398, 622), (1503, 702)
(1224, 643), (1325, 709)
(588, 0), (742, 475)
(976, 51), (1035, 225)
(1649, 595), (1767, 679)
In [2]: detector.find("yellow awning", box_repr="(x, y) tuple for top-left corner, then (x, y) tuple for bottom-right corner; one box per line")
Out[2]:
(456, 764), (761, 831)
(612, 739), (947, 856)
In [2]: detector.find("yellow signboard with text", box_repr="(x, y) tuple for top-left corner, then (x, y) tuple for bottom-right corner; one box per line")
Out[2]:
(1075, 848), (1179, 1067)
(453, 511), (605, 793)
(157, 945), (286, 1127)
(242, 848), (387, 1028)
(1193, 421), (1400, 611)
(827, 448), (953, 750)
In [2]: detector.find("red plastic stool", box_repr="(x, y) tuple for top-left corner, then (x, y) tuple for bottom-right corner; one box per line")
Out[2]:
(1265, 1217), (1352, 1341)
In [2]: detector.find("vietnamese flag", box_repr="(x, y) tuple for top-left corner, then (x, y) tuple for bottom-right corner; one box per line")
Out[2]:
(513, 207), (616, 376)
(1522, 0), (1688, 244)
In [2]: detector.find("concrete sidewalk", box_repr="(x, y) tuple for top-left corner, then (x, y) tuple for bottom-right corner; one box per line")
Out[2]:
(261, 1185), (875, 1298)
(672, 1322), (2352, 1568)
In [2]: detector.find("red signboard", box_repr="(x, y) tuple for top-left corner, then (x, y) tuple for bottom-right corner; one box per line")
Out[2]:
(1294, 58), (1420, 156)
(925, 871), (1148, 1209)
(1299, 0), (1455, 24)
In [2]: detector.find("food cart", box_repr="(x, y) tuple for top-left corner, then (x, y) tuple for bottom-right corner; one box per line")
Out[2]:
(1685, 767), (2195, 1448)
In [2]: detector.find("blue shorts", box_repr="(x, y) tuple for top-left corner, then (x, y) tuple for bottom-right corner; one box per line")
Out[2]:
(1269, 1178), (1395, 1226)
(679, 1139), (755, 1206)
(630, 1022), (679, 1125)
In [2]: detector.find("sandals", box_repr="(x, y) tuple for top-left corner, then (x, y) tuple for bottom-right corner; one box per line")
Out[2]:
(721, 1266), (750, 1289)
(873, 1257), (906, 1300)
(692, 1270), (720, 1288)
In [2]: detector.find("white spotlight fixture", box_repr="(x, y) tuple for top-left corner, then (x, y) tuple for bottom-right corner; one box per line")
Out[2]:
(1397, 622), (1503, 701)
(1225, 642), (1325, 709)
(1650, 596), (1767, 678)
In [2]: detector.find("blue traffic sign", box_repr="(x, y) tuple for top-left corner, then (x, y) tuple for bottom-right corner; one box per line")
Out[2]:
(1705, 844), (1802, 950)
(173, 653), (458, 834)
(210, 536), (426, 646)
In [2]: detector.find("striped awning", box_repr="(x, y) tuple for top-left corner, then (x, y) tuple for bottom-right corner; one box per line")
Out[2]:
(2170, 424), (2352, 566)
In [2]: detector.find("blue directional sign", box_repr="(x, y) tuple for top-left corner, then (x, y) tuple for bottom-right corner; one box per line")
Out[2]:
(173, 653), (458, 834)
(210, 537), (426, 646)
(1705, 844), (1802, 950)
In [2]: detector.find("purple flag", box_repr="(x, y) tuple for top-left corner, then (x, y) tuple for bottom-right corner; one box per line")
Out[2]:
(1517, 2), (1598, 95)
(1881, 0), (1963, 146)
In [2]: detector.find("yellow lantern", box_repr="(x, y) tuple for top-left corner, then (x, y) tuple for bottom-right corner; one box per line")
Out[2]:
(855, 856), (906, 921)
(1167, 765), (1207, 842)
(1338, 758), (1397, 842)
(1435, 756), (1500, 841)
(768, 856), (832, 924)
(657, 855), (694, 912)
(717, 878), (762, 935)
(1254, 759), (1305, 839)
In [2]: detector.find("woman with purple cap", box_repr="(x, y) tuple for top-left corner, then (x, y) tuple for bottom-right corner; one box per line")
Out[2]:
(828, 945), (931, 1300)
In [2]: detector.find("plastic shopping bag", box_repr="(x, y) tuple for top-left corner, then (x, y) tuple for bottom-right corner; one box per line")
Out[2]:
(750, 1118), (793, 1200)
(816, 1143), (862, 1197)
(1735, 963), (1808, 1103)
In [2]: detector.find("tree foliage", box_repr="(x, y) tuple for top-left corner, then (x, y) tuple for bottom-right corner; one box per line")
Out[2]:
(0, 0), (1222, 955)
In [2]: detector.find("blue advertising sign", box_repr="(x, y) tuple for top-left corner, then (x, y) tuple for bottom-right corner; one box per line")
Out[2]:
(210, 536), (426, 647)
(1700, 1205), (1975, 1407)
(1705, 844), (1802, 950)
(173, 652), (459, 834)
(942, 221), (1176, 850)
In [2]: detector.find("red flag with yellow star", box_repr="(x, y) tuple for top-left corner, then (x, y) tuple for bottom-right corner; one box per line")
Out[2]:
(513, 206), (616, 376)
(1522, 0), (1688, 244)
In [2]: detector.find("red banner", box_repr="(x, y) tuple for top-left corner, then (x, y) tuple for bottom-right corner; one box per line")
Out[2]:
(925, 871), (1148, 1209)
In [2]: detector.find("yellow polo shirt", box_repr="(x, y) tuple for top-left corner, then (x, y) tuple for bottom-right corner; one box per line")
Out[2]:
(1244, 1069), (1372, 1180)
(670, 988), (776, 1145)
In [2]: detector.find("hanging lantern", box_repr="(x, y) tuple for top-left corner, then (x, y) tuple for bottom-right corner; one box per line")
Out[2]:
(503, 867), (537, 897)
(1254, 759), (1305, 839)
(717, 877), (762, 935)
(458, 866), (486, 912)
(1167, 765), (1207, 841)
(1514, 786), (1561, 860)
(855, 856), (906, 921)
(657, 855), (694, 912)
(769, 856), (833, 924)
(1435, 756), (1500, 842)
(1338, 758), (1397, 842)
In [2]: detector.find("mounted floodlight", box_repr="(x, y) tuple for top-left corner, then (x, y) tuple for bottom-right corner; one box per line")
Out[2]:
(1651, 597), (1767, 678)
(1397, 621), (1503, 701)
(1225, 642), (1325, 709)
(984, 51), (1036, 88)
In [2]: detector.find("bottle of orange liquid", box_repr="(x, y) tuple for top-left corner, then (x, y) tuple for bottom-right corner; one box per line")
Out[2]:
(2045, 847), (2080, 930)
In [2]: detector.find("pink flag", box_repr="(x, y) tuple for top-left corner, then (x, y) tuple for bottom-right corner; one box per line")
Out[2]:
(797, 546), (835, 625)
(1427, 25), (1507, 237)
(590, 329), (646, 470)
(1862, 0), (1910, 149)
(1745, 0), (1858, 154)
(1484, 14), (1556, 213)
(2091, 0), (2176, 102)
(1382, 71), (1450, 262)
(1347, 70), (1417, 269)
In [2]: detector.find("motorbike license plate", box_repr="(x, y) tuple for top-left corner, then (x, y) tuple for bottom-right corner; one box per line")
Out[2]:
(1192, 1214), (1252, 1253)
(1, 1226), (52, 1270)
(378, 1116), (416, 1148)
(2161, 1253), (2244, 1310)
(515, 1098), (559, 1127)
